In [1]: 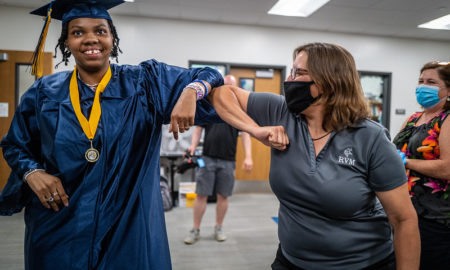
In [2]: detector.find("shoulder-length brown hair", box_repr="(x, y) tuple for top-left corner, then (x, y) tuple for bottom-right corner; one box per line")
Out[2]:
(293, 43), (369, 132)
(420, 61), (450, 111)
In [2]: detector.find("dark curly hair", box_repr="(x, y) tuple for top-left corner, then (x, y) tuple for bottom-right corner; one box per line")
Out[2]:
(54, 19), (122, 68)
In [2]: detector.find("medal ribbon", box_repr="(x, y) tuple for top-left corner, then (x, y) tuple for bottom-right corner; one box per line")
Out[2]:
(69, 65), (111, 140)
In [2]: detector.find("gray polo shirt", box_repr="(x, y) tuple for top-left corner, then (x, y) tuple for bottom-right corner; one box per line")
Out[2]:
(247, 93), (407, 270)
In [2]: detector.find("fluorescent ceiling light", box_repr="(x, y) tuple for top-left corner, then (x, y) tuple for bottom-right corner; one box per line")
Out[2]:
(124, 0), (134, 2)
(268, 0), (329, 17)
(418, 14), (450, 30)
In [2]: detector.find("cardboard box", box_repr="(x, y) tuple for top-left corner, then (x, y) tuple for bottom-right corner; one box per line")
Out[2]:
(178, 182), (196, 207)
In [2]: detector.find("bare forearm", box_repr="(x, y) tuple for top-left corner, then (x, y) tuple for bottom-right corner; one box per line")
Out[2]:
(240, 132), (252, 159)
(406, 158), (450, 180)
(208, 86), (259, 135)
(376, 184), (420, 270)
(392, 219), (420, 270)
(208, 86), (289, 151)
(190, 126), (203, 149)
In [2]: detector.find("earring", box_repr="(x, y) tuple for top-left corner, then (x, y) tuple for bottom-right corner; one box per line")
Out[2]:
(447, 96), (450, 101)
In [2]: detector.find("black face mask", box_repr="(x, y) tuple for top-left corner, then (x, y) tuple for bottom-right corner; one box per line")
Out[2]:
(284, 81), (318, 114)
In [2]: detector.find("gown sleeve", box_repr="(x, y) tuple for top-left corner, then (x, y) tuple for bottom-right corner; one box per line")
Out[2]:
(139, 59), (224, 125)
(0, 80), (43, 215)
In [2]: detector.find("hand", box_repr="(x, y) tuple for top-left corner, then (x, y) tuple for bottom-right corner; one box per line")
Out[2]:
(242, 157), (253, 174)
(186, 146), (196, 157)
(251, 126), (289, 151)
(397, 150), (407, 166)
(182, 147), (194, 158)
(26, 171), (69, 211)
(169, 88), (197, 140)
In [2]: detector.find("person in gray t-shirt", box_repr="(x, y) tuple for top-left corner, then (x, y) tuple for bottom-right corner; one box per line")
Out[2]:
(207, 42), (420, 270)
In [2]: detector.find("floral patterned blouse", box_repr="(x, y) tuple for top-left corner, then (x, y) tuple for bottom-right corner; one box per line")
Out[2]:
(393, 110), (450, 226)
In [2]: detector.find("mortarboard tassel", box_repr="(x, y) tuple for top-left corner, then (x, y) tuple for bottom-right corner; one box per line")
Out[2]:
(31, 5), (53, 78)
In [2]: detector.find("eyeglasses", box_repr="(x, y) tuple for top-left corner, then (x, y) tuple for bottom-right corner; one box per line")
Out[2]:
(290, 67), (308, 80)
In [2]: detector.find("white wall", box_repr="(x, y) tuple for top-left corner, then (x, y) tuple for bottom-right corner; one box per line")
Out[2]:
(1, 6), (449, 136)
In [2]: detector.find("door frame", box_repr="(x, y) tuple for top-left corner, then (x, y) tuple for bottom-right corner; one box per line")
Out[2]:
(188, 60), (286, 182)
(0, 50), (53, 190)
(15, 62), (37, 106)
(188, 60), (286, 94)
(359, 70), (392, 130)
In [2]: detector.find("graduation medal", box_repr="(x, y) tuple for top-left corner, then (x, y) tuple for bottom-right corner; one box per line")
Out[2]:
(85, 140), (100, 162)
(69, 65), (111, 162)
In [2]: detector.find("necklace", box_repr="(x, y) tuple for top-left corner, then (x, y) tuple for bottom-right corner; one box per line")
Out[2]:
(311, 131), (331, 141)
(85, 82), (99, 89)
(77, 72), (99, 90)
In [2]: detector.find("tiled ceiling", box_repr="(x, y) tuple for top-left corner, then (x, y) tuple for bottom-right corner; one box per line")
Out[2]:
(1, 0), (450, 41)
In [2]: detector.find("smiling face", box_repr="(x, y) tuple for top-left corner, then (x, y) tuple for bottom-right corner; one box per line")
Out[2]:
(65, 18), (113, 74)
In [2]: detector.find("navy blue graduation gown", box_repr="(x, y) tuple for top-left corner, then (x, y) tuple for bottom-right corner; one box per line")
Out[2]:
(0, 59), (223, 270)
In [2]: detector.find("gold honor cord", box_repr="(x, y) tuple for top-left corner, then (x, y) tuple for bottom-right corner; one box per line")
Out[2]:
(69, 66), (112, 162)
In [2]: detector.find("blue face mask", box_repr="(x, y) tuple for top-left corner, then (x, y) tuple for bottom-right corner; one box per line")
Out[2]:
(415, 84), (441, 108)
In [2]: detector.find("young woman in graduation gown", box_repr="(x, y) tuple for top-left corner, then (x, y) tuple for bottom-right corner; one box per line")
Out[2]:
(0, 1), (223, 269)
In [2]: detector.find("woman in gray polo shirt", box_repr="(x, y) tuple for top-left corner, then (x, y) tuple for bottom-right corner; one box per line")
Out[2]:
(207, 43), (420, 270)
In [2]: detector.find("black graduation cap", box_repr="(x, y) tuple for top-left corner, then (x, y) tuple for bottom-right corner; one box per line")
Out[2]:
(31, 0), (125, 23)
(30, 0), (125, 77)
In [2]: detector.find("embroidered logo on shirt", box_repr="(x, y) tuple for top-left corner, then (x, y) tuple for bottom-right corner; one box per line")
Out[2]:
(338, 147), (356, 166)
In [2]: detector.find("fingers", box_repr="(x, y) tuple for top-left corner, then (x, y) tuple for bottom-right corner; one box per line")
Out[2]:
(47, 195), (60, 212)
(27, 172), (69, 211)
(177, 119), (191, 133)
(268, 126), (289, 150)
(169, 121), (179, 140)
(241, 159), (253, 174)
(39, 193), (59, 211)
(241, 163), (246, 171)
(170, 114), (194, 140)
(169, 88), (196, 140)
(283, 130), (290, 146)
(397, 150), (407, 166)
(55, 182), (70, 207)
(52, 190), (62, 205)
(39, 194), (51, 209)
(43, 188), (69, 212)
(247, 163), (254, 173)
(270, 143), (284, 150)
(244, 164), (252, 174)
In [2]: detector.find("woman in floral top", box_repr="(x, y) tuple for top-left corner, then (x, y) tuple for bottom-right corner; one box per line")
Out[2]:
(393, 61), (450, 270)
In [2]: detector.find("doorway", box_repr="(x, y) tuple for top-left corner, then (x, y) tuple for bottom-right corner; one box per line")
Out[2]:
(189, 60), (286, 181)
(0, 50), (53, 189)
(359, 71), (392, 130)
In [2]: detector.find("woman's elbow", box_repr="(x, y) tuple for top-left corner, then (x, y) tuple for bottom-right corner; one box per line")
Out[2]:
(391, 209), (418, 230)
